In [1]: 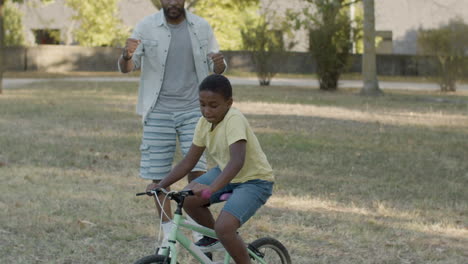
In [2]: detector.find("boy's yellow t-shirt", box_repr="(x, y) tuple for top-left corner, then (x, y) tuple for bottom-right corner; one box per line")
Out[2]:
(193, 107), (274, 183)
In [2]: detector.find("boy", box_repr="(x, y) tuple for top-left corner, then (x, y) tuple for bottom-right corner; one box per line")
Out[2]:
(151, 74), (274, 264)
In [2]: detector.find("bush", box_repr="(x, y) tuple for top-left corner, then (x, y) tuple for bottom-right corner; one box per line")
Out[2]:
(418, 18), (468, 92)
(4, 1), (25, 47)
(287, 0), (353, 91)
(241, 16), (285, 85)
(241, 5), (293, 86)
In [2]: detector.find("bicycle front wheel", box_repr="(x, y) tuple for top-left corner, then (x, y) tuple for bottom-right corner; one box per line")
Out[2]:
(250, 237), (291, 264)
(133, 254), (178, 264)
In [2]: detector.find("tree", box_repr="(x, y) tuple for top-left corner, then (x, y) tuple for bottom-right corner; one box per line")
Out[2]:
(193, 0), (259, 50)
(241, 3), (294, 85)
(418, 18), (468, 92)
(65, 0), (129, 47)
(360, 0), (381, 95)
(0, 0), (53, 94)
(150, 0), (257, 10)
(150, 0), (260, 50)
(288, 0), (357, 91)
(4, 0), (24, 46)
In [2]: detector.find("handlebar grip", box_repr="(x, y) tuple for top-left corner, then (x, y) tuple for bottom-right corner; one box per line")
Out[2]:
(136, 192), (150, 196)
(201, 189), (212, 200)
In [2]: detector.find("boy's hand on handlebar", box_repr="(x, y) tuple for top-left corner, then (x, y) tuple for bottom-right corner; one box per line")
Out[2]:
(146, 182), (161, 195)
(191, 183), (211, 198)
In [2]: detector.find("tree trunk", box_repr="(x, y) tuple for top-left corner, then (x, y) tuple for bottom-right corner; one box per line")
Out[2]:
(0, 1), (4, 95)
(361, 0), (382, 96)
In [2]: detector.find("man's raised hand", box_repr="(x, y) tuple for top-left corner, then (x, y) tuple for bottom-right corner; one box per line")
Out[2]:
(123, 38), (141, 60)
(208, 52), (226, 74)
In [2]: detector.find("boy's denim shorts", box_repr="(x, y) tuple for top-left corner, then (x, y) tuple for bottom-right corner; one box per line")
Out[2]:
(193, 167), (274, 225)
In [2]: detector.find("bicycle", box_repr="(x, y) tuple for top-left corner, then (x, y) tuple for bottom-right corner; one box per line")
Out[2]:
(134, 188), (291, 264)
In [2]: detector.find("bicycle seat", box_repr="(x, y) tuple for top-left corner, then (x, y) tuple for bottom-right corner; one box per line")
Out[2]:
(219, 192), (232, 201)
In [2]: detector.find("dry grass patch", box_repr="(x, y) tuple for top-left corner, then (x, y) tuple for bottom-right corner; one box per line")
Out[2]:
(1, 81), (467, 263)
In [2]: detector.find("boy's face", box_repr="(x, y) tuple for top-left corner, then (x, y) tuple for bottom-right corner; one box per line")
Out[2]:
(199, 90), (232, 125)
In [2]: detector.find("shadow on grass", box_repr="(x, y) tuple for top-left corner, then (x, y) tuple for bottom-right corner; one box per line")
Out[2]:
(256, 202), (467, 263)
(233, 85), (468, 113)
(2, 81), (467, 263)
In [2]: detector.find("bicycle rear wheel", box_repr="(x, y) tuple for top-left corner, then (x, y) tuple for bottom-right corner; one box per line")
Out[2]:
(249, 237), (291, 264)
(133, 254), (177, 264)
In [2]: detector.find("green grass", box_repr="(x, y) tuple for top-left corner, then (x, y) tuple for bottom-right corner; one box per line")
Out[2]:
(5, 70), (467, 84)
(1, 81), (467, 263)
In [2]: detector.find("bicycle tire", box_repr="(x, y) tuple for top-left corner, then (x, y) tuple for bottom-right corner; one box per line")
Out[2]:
(133, 254), (178, 264)
(250, 237), (292, 264)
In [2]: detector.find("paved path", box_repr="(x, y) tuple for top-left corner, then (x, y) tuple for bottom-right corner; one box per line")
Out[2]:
(3, 76), (468, 91)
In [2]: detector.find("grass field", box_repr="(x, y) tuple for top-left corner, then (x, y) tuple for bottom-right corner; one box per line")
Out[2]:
(1, 80), (467, 263)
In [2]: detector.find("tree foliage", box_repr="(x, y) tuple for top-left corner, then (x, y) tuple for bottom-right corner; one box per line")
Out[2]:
(0, 0), (54, 94)
(288, 0), (357, 91)
(150, 0), (260, 50)
(241, 5), (293, 85)
(3, 0), (24, 46)
(194, 0), (259, 50)
(65, 0), (129, 47)
(418, 18), (468, 92)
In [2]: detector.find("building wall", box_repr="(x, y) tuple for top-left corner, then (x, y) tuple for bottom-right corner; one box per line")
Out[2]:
(261, 0), (310, 52)
(4, 46), (439, 77)
(15, 0), (468, 55)
(263, 0), (468, 54)
(375, 0), (468, 54)
(16, 0), (157, 45)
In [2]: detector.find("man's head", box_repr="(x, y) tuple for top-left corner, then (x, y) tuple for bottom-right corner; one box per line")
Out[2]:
(198, 74), (233, 125)
(160, 0), (185, 22)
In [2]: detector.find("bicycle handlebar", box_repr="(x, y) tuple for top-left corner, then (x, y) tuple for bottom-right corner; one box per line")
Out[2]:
(136, 188), (194, 198)
(136, 188), (232, 201)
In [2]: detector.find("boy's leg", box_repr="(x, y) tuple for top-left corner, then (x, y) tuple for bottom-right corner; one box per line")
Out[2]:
(183, 181), (216, 229)
(215, 211), (251, 264)
(182, 167), (222, 229)
(214, 180), (274, 263)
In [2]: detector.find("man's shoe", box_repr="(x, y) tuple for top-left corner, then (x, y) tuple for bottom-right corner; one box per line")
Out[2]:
(195, 236), (223, 252)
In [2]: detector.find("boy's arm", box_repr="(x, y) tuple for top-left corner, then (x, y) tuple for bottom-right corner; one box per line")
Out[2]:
(152, 144), (206, 190)
(196, 140), (246, 194)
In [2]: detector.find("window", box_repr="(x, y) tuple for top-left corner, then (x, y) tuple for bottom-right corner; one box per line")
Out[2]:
(33, 29), (61, 45)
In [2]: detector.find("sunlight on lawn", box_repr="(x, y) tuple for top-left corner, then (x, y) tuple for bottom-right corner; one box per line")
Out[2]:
(235, 101), (468, 128)
(267, 195), (468, 240)
(1, 81), (467, 263)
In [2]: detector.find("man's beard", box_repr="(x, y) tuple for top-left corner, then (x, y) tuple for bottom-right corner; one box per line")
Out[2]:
(163, 6), (185, 20)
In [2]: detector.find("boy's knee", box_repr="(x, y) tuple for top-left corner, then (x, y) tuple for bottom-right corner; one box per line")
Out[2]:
(214, 222), (237, 241)
(214, 213), (240, 238)
(183, 196), (203, 211)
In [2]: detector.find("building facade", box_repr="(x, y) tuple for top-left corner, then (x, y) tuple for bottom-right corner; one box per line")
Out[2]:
(15, 0), (157, 45)
(13, 0), (468, 54)
(375, 0), (468, 54)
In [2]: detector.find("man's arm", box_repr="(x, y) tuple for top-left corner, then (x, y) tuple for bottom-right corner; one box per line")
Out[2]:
(206, 23), (227, 74)
(118, 38), (141, 73)
(208, 52), (227, 74)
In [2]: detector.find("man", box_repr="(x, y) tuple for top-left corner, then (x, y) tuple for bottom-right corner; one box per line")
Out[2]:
(118, 0), (226, 249)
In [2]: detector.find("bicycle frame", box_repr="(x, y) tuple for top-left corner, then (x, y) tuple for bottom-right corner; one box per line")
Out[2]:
(157, 201), (266, 264)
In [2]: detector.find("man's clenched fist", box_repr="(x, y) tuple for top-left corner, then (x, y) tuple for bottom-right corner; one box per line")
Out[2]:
(123, 38), (141, 60)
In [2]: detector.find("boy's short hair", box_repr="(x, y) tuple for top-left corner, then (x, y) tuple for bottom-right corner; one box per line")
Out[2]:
(199, 74), (232, 100)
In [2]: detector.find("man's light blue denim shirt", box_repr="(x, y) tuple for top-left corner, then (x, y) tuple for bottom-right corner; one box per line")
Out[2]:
(119, 10), (226, 122)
